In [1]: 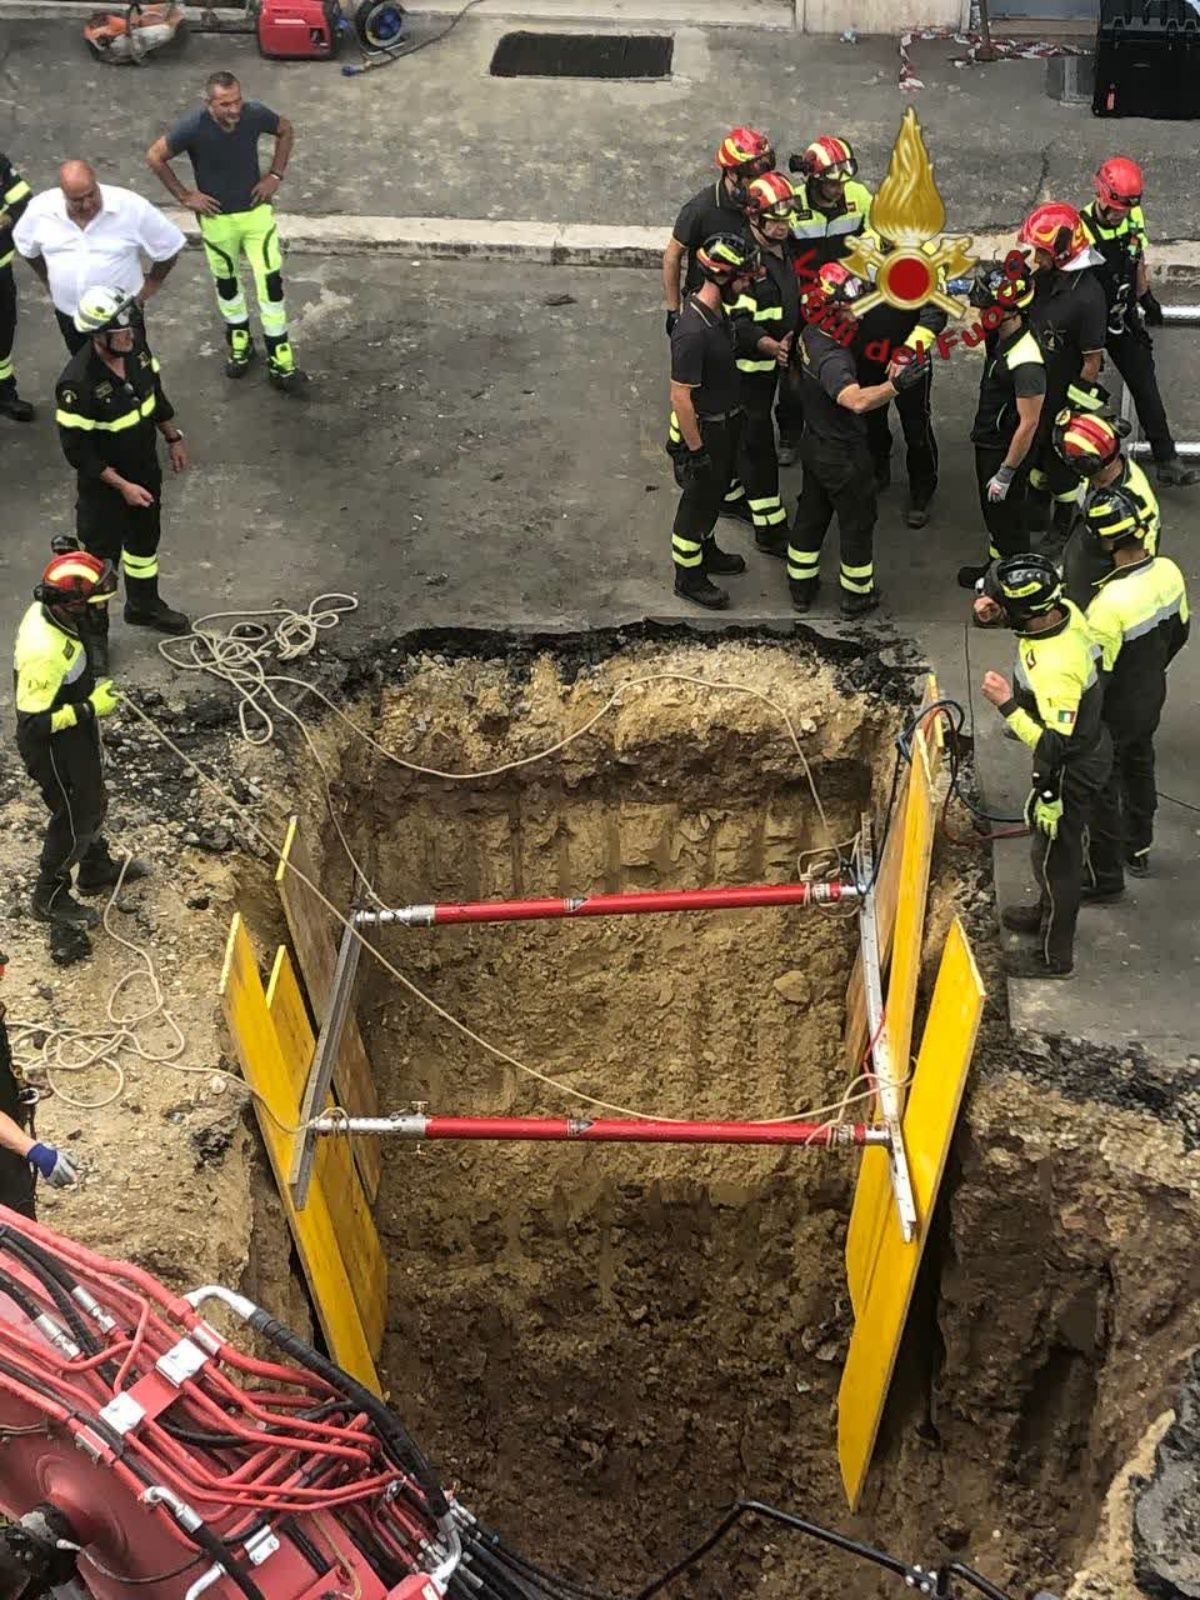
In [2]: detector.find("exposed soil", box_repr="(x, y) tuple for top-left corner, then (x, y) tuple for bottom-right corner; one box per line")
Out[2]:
(1, 625), (1197, 1600)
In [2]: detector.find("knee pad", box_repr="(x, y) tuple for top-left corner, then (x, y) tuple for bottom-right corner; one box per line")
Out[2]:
(215, 275), (240, 304)
(264, 270), (285, 303)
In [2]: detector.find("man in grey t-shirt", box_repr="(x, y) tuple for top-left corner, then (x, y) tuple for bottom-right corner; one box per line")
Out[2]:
(147, 70), (307, 391)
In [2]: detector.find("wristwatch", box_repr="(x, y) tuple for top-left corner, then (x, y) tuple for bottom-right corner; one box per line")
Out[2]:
(268, 170), (285, 182)
(164, 430), (184, 444)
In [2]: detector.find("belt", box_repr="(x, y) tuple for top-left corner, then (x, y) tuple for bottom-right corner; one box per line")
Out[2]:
(698, 408), (744, 423)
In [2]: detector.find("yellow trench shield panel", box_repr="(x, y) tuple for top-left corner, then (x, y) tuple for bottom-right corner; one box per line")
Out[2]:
(220, 913), (382, 1394)
(837, 916), (984, 1511)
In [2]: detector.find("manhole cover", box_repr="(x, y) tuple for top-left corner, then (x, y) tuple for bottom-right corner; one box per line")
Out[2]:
(489, 31), (674, 79)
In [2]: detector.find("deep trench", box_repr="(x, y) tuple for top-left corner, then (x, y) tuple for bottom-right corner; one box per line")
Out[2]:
(268, 632), (1200, 1600)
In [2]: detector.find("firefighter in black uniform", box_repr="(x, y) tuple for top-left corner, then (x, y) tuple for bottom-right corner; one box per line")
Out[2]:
(1082, 496), (1189, 888)
(0, 149), (35, 422)
(668, 234), (760, 609)
(853, 230), (948, 525)
(663, 127), (773, 529)
(776, 135), (875, 465)
(787, 262), (924, 618)
(975, 555), (1111, 979)
(56, 287), (190, 672)
(1052, 409), (1160, 608)
(14, 549), (149, 935)
(1081, 157), (1198, 488)
(728, 172), (802, 558)
(1018, 203), (1109, 540)
(0, 952), (80, 1217)
(958, 257), (1046, 587)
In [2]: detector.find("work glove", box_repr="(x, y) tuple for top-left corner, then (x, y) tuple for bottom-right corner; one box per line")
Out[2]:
(891, 356), (930, 393)
(680, 448), (712, 486)
(89, 679), (121, 719)
(1027, 791), (1064, 840)
(1139, 290), (1164, 326)
(987, 464), (1017, 502)
(28, 1143), (80, 1188)
(665, 310), (680, 336)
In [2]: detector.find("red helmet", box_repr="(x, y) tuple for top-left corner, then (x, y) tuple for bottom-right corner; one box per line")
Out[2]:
(37, 550), (117, 610)
(1051, 409), (1124, 478)
(742, 171), (795, 222)
(801, 135), (858, 180)
(1094, 156), (1144, 214)
(716, 127), (775, 178)
(1018, 202), (1089, 269)
(801, 258), (866, 311)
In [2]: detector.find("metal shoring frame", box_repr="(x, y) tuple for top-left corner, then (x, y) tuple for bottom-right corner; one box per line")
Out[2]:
(289, 915), (364, 1209)
(855, 819), (917, 1245)
(1120, 305), (1200, 461)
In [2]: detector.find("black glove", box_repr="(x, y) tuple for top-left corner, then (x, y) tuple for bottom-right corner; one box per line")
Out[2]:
(1140, 290), (1164, 326)
(665, 310), (680, 336)
(891, 357), (929, 393)
(681, 448), (712, 485)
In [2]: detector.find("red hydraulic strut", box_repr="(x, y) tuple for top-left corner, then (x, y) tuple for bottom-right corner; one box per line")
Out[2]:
(308, 1113), (890, 1148)
(354, 879), (858, 928)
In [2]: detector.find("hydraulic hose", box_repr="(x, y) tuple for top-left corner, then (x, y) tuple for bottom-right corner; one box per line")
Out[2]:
(244, 1309), (449, 1519)
(0, 1227), (105, 1359)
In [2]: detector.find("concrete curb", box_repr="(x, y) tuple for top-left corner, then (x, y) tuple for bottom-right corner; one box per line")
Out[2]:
(159, 209), (1200, 281)
(0, 0), (794, 26)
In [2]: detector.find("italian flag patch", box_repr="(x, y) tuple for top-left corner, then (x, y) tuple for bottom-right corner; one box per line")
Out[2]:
(1056, 708), (1076, 726)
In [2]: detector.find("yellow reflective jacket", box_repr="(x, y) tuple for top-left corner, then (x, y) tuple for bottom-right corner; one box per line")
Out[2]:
(1001, 600), (1106, 791)
(13, 603), (95, 744)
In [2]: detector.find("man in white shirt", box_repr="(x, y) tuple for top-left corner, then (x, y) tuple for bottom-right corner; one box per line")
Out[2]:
(13, 160), (185, 351)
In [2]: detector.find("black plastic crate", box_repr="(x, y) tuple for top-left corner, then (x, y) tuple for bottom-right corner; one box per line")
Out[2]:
(1093, 0), (1200, 117)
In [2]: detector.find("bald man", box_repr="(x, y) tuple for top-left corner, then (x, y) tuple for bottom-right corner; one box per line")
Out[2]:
(14, 160), (185, 350)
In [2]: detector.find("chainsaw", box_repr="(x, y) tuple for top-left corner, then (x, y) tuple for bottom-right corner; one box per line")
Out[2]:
(83, 1), (186, 63)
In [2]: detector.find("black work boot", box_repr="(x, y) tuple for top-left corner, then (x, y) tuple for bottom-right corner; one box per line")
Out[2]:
(1001, 903), (1044, 935)
(1156, 457), (1200, 487)
(789, 579), (818, 614)
(225, 326), (257, 380)
(840, 587), (882, 620)
(1125, 849), (1150, 878)
(124, 575), (190, 635)
(1080, 882), (1124, 905)
(719, 498), (754, 528)
(904, 494), (932, 529)
(31, 877), (100, 930)
(704, 539), (746, 577)
(77, 847), (152, 895)
(1007, 950), (1073, 980)
(674, 568), (729, 610)
(0, 380), (35, 423)
(755, 534), (787, 559)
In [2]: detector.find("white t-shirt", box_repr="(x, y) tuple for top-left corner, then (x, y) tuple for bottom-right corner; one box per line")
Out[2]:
(13, 183), (186, 315)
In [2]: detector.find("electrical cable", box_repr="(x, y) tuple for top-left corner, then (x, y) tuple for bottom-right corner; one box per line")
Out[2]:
(342, 0), (489, 74)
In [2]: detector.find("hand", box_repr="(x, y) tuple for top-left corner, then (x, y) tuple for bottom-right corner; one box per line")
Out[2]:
(665, 310), (679, 336)
(182, 188), (221, 216)
(891, 357), (929, 393)
(167, 436), (189, 474)
(1140, 290), (1164, 326)
(775, 333), (793, 366)
(250, 174), (282, 206)
(981, 670), (1012, 707)
(1030, 794), (1064, 840)
(119, 480), (156, 509)
(89, 679), (121, 719)
(28, 1142), (80, 1188)
(681, 448), (712, 485)
(972, 595), (1004, 628)
(987, 464), (1017, 502)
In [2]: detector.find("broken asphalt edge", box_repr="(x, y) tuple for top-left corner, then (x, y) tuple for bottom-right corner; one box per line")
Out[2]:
(153, 211), (1200, 280)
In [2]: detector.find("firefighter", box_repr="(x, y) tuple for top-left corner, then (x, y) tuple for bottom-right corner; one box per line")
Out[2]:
(668, 234), (761, 609)
(1081, 157), (1198, 488)
(854, 228), (947, 524)
(0, 149), (34, 422)
(958, 257), (1046, 587)
(0, 952), (80, 1217)
(975, 555), (1111, 979)
(1052, 409), (1160, 607)
(55, 286), (190, 672)
(777, 136), (874, 465)
(1019, 202), (1109, 541)
(1080, 489), (1188, 890)
(14, 550), (150, 935)
(728, 172), (802, 558)
(787, 262), (924, 617)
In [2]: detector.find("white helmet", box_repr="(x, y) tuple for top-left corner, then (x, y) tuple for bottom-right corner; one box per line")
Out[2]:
(74, 285), (137, 336)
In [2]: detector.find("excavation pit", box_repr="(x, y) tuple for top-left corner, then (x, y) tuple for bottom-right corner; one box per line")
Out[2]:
(324, 639), (908, 1588)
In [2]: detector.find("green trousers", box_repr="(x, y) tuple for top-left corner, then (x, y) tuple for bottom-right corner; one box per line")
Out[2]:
(199, 205), (296, 371)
